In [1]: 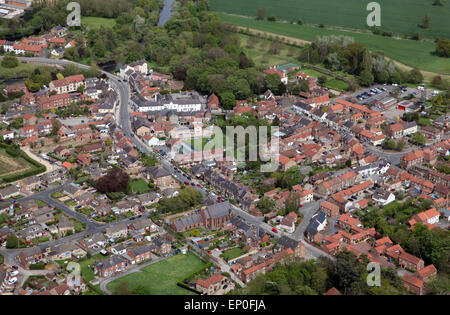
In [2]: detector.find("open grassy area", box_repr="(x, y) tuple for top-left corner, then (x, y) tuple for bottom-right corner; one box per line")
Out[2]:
(216, 13), (450, 75)
(106, 252), (206, 295)
(81, 17), (116, 30)
(0, 148), (40, 180)
(238, 34), (303, 67)
(220, 247), (246, 261)
(210, 0), (450, 39)
(324, 79), (349, 91)
(0, 61), (37, 80)
(129, 179), (150, 194)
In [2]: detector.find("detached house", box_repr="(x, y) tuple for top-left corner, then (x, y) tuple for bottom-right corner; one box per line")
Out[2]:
(94, 256), (127, 277)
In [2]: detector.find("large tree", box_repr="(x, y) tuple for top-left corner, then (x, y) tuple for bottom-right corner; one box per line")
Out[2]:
(96, 168), (130, 193)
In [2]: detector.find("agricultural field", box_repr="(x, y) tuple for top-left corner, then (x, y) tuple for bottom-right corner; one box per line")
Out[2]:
(106, 252), (206, 295)
(210, 0), (450, 39)
(217, 13), (450, 75)
(81, 17), (117, 30)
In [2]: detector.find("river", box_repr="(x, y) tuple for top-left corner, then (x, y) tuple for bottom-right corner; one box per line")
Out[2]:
(157, 0), (175, 26)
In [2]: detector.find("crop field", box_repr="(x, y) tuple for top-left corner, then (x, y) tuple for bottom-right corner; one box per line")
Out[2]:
(210, 0), (450, 39)
(216, 14), (450, 75)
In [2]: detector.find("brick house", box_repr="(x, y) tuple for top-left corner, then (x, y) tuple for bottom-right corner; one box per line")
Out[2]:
(126, 244), (153, 264)
(416, 264), (437, 283)
(196, 273), (231, 295)
(320, 200), (340, 217)
(94, 256), (127, 277)
(399, 252), (424, 271)
(403, 274), (424, 295)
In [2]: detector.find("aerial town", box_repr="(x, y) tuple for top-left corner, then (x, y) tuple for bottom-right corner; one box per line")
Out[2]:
(0, 0), (448, 298)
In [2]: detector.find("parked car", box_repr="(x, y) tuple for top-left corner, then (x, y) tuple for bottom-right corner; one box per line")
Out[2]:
(8, 277), (17, 285)
(272, 228), (278, 233)
(10, 270), (19, 276)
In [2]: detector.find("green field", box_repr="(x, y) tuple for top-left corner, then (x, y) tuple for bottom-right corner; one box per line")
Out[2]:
(220, 247), (246, 261)
(210, 0), (450, 39)
(81, 17), (116, 30)
(324, 79), (349, 91)
(106, 252), (206, 295)
(0, 148), (35, 178)
(216, 13), (450, 75)
(0, 62), (37, 80)
(129, 179), (150, 194)
(238, 34), (303, 67)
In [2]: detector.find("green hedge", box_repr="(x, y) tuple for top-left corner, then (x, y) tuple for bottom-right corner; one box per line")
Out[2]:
(176, 281), (201, 294)
(29, 263), (45, 270)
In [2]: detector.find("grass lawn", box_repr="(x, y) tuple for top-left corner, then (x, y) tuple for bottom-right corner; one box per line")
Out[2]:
(65, 200), (77, 207)
(216, 13), (450, 75)
(129, 179), (150, 194)
(220, 247), (246, 261)
(324, 79), (349, 91)
(106, 252), (206, 295)
(239, 34), (302, 67)
(210, 0), (450, 39)
(35, 200), (47, 207)
(0, 62), (36, 80)
(51, 191), (66, 199)
(81, 17), (116, 30)
(79, 254), (107, 283)
(0, 254), (3, 264)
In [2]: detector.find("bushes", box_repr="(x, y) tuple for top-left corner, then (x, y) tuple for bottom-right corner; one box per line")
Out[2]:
(30, 263), (46, 270)
(1, 56), (19, 68)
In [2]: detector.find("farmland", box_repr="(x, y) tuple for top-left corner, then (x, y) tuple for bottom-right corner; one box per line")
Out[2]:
(210, 0), (450, 39)
(216, 13), (450, 75)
